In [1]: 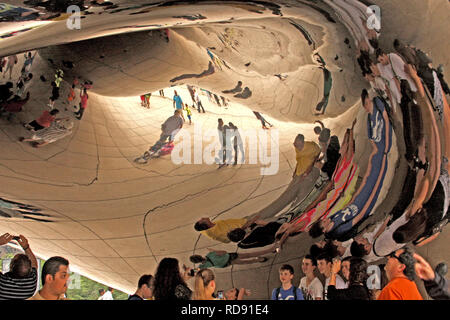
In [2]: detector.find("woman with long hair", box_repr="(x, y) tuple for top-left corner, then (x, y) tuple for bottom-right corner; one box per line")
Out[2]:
(153, 257), (192, 300)
(193, 269), (216, 300)
(327, 257), (371, 300)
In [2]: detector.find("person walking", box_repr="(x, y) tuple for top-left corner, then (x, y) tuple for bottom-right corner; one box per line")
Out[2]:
(194, 89), (205, 113)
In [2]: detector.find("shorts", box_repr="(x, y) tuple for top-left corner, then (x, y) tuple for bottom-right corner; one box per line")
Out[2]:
(187, 115), (191, 120)
(28, 120), (44, 131)
(225, 253), (239, 267)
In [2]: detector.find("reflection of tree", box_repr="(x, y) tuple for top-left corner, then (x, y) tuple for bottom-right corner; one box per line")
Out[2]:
(65, 273), (129, 300)
(0, 198), (53, 222)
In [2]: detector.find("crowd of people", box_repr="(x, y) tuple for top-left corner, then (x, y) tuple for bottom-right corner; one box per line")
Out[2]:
(0, 52), (93, 148)
(0, 233), (447, 300)
(190, 0), (449, 300)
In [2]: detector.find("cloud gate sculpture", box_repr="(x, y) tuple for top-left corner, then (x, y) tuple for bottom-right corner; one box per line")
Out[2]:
(0, 0), (448, 299)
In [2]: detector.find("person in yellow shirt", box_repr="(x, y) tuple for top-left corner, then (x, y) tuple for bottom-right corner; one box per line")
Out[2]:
(194, 216), (264, 243)
(184, 103), (192, 125)
(295, 134), (321, 177)
(247, 134), (321, 222)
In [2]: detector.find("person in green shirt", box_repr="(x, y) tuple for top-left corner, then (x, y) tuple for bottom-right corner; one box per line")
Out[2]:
(189, 244), (277, 269)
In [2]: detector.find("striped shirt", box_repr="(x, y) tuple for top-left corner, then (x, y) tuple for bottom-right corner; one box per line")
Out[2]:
(0, 268), (38, 300)
(31, 122), (72, 143)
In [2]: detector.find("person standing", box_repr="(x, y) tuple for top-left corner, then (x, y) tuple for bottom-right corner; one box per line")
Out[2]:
(144, 92), (151, 108)
(74, 88), (88, 120)
(3, 55), (18, 80)
(316, 253), (347, 299)
(377, 248), (423, 300)
(98, 289), (105, 300)
(28, 256), (70, 300)
(153, 258), (193, 300)
(173, 90), (185, 121)
(194, 89), (205, 113)
(271, 264), (304, 300)
(21, 52), (37, 77)
(101, 287), (114, 300)
(183, 104), (193, 125)
(299, 255), (323, 300)
(228, 122), (244, 165)
(128, 275), (154, 300)
(48, 81), (60, 109)
(0, 233), (38, 300)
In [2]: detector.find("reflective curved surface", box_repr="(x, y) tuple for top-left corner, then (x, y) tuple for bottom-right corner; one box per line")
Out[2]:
(0, 0), (448, 298)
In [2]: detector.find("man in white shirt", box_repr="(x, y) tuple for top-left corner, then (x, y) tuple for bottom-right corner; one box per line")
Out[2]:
(193, 89), (205, 113)
(317, 254), (347, 299)
(99, 287), (114, 300)
(376, 48), (424, 104)
(299, 255), (323, 300)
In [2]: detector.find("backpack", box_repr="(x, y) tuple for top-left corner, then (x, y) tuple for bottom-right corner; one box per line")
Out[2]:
(413, 48), (432, 68)
(275, 286), (298, 300)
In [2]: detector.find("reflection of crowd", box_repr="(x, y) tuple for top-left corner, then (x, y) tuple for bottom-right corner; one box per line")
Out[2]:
(190, 0), (449, 301)
(0, 52), (95, 148)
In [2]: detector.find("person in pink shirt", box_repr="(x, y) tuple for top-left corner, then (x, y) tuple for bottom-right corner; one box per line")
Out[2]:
(74, 88), (88, 120)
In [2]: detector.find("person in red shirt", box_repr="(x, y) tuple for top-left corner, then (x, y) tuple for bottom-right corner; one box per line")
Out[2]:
(377, 247), (423, 300)
(74, 88), (88, 120)
(1, 92), (30, 120)
(25, 109), (60, 131)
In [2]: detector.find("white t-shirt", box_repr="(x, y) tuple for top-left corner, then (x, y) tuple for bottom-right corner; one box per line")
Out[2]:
(378, 53), (417, 104)
(324, 274), (346, 300)
(372, 212), (409, 258)
(341, 239), (353, 258)
(299, 277), (324, 300)
(100, 291), (114, 300)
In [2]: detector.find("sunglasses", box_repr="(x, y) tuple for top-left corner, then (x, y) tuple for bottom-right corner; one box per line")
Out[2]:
(388, 252), (404, 264)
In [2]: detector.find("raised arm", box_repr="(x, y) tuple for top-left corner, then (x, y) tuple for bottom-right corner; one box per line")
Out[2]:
(18, 235), (37, 269)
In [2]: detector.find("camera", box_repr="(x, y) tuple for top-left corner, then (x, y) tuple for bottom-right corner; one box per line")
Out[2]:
(12, 236), (20, 241)
(217, 291), (224, 300)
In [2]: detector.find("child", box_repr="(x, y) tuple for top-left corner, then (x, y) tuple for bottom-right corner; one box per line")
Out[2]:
(184, 104), (192, 124)
(144, 93), (151, 108)
(140, 95), (145, 107)
(271, 264), (304, 300)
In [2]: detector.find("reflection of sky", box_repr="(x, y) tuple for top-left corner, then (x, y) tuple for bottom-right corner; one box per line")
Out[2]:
(0, 20), (50, 39)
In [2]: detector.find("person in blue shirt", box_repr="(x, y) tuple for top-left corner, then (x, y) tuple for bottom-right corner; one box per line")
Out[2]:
(308, 89), (392, 241)
(271, 264), (304, 300)
(173, 90), (183, 110)
(173, 90), (185, 121)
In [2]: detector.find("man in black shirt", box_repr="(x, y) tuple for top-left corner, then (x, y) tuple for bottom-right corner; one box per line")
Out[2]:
(0, 233), (38, 300)
(128, 274), (154, 300)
